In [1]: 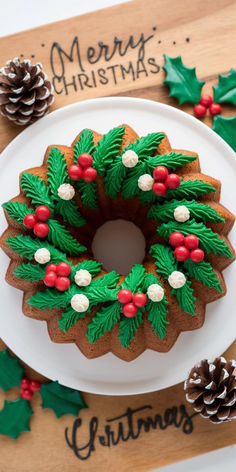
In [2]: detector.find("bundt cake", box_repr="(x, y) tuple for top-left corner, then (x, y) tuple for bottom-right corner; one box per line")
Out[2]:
(0, 124), (235, 361)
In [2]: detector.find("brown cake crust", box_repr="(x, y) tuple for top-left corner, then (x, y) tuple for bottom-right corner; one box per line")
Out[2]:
(0, 124), (235, 361)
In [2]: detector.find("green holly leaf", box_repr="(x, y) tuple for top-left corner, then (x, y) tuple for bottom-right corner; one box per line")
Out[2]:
(6, 235), (67, 262)
(14, 263), (45, 281)
(87, 301), (122, 343)
(83, 287), (118, 304)
(93, 126), (125, 175)
(166, 180), (216, 200)
(213, 69), (236, 105)
(77, 179), (98, 209)
(213, 114), (236, 152)
(73, 129), (95, 162)
(148, 199), (224, 223)
(55, 199), (85, 227)
(40, 381), (87, 418)
(71, 260), (102, 278)
(48, 219), (86, 255)
(58, 306), (91, 332)
(2, 201), (34, 225)
(0, 349), (23, 391)
(27, 288), (71, 310)
(121, 264), (146, 292)
(146, 152), (197, 171)
(47, 147), (69, 200)
(163, 54), (205, 104)
(184, 259), (223, 292)
(122, 162), (146, 199)
(171, 279), (196, 316)
(21, 172), (53, 210)
(124, 132), (166, 159)
(89, 271), (119, 288)
(119, 311), (143, 348)
(0, 399), (33, 439)
(147, 300), (168, 339)
(150, 244), (177, 279)
(104, 156), (126, 199)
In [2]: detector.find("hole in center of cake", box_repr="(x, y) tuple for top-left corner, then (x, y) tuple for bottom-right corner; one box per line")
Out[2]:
(91, 219), (146, 275)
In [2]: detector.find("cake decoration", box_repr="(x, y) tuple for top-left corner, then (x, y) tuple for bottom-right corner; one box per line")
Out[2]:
(174, 205), (190, 222)
(147, 284), (164, 302)
(57, 183), (75, 200)
(168, 271), (186, 289)
(122, 149), (139, 168)
(34, 248), (51, 264)
(138, 174), (154, 191)
(71, 294), (90, 313)
(74, 269), (92, 287)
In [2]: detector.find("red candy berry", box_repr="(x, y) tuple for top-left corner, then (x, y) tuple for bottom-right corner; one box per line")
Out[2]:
(184, 234), (199, 250)
(82, 167), (97, 182)
(209, 103), (222, 116)
(153, 182), (167, 196)
(133, 292), (147, 308)
(169, 232), (185, 247)
(23, 214), (37, 229)
(68, 164), (83, 180)
(194, 104), (207, 118)
(174, 246), (190, 262)
(55, 276), (70, 291)
(56, 262), (71, 277)
(200, 94), (213, 108)
(29, 380), (41, 392)
(122, 302), (138, 318)
(78, 153), (93, 168)
(44, 271), (57, 287)
(165, 173), (181, 189)
(21, 389), (33, 401)
(35, 205), (51, 221)
(46, 263), (57, 273)
(33, 222), (49, 238)
(118, 289), (133, 304)
(20, 378), (30, 390)
(153, 166), (169, 182)
(190, 248), (205, 262)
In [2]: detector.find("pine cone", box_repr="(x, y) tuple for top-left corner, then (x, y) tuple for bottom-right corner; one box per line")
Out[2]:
(184, 357), (236, 423)
(0, 57), (54, 125)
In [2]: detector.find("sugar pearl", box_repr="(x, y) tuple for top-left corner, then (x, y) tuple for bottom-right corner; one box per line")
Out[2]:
(74, 269), (92, 287)
(34, 248), (51, 264)
(147, 284), (164, 302)
(168, 271), (186, 289)
(174, 205), (190, 222)
(138, 174), (154, 191)
(57, 183), (75, 200)
(71, 294), (89, 312)
(122, 150), (139, 168)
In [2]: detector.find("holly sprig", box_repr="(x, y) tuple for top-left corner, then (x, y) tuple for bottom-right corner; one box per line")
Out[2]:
(148, 199), (224, 223)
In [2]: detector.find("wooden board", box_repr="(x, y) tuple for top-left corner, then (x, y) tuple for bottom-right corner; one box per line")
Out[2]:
(0, 0), (236, 470)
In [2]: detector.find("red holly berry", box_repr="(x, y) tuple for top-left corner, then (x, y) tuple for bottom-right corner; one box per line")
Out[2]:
(209, 103), (222, 116)
(29, 380), (41, 392)
(56, 262), (71, 277)
(21, 389), (33, 401)
(23, 214), (37, 229)
(68, 164), (83, 180)
(165, 173), (181, 189)
(122, 302), (138, 318)
(184, 234), (199, 250)
(153, 182), (167, 196)
(20, 378), (30, 390)
(117, 289), (133, 304)
(194, 104), (207, 118)
(82, 167), (97, 182)
(33, 222), (49, 238)
(46, 263), (57, 273)
(55, 276), (70, 291)
(169, 231), (185, 247)
(200, 94), (213, 108)
(153, 166), (169, 182)
(190, 248), (205, 262)
(78, 153), (93, 168)
(44, 271), (57, 287)
(133, 292), (147, 308)
(174, 246), (190, 262)
(35, 205), (51, 222)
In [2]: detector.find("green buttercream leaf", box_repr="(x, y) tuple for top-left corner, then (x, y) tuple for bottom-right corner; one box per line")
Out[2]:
(184, 259), (223, 292)
(2, 201), (34, 225)
(71, 260), (102, 278)
(6, 235), (67, 262)
(138, 189), (157, 205)
(58, 306), (90, 332)
(0, 399), (33, 439)
(158, 219), (233, 258)
(93, 126), (125, 175)
(123, 132), (165, 159)
(40, 381), (87, 418)
(119, 311), (143, 348)
(122, 162), (146, 199)
(150, 244), (177, 278)
(55, 199), (85, 227)
(213, 69), (236, 105)
(166, 180), (216, 200)
(73, 129), (95, 162)
(171, 278), (196, 315)
(89, 271), (119, 288)
(213, 114), (236, 152)
(0, 350), (23, 392)
(104, 156), (126, 198)
(163, 54), (205, 104)
(27, 288), (71, 310)
(146, 152), (197, 171)
(87, 301), (122, 343)
(14, 263), (45, 281)
(77, 179), (98, 209)
(121, 264), (146, 292)
(83, 287), (118, 304)
(20, 172), (53, 210)
(146, 300), (168, 339)
(48, 219), (86, 255)
(47, 147), (69, 200)
(148, 199), (224, 223)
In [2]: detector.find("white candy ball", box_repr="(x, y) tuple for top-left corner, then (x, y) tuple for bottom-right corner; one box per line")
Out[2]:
(168, 271), (186, 289)
(138, 174), (154, 191)
(174, 205), (190, 222)
(74, 269), (92, 287)
(147, 284), (165, 302)
(71, 294), (89, 313)
(34, 248), (51, 264)
(122, 150), (139, 168)
(57, 183), (75, 200)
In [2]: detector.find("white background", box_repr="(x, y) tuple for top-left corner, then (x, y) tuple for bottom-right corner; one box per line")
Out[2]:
(0, 1), (235, 470)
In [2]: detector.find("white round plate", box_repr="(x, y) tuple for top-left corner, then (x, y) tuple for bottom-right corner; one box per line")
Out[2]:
(0, 97), (235, 395)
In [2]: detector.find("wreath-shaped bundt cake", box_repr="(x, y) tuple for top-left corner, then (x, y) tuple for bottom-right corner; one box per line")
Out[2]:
(0, 124), (235, 361)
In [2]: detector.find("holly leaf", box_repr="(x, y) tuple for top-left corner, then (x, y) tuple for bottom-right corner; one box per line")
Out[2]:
(14, 263), (45, 281)
(119, 311), (143, 348)
(77, 179), (98, 209)
(6, 235), (67, 262)
(163, 54), (205, 104)
(166, 180), (216, 200)
(73, 129), (95, 162)
(71, 260), (102, 278)
(146, 152), (197, 171)
(171, 279), (196, 316)
(2, 201), (34, 225)
(121, 162), (147, 199)
(0, 349), (23, 391)
(121, 264), (146, 292)
(124, 132), (166, 159)
(58, 306), (91, 332)
(87, 301), (122, 343)
(93, 126), (125, 175)
(47, 147), (69, 200)
(21, 172), (53, 210)
(148, 199), (224, 223)
(150, 244), (177, 279)
(89, 271), (119, 288)
(184, 259), (223, 292)
(147, 300), (168, 340)
(104, 156), (126, 198)
(55, 199), (85, 227)
(213, 114), (236, 152)
(40, 381), (87, 418)
(0, 399), (33, 439)
(83, 287), (118, 304)
(213, 69), (236, 105)
(27, 288), (71, 310)
(48, 219), (86, 255)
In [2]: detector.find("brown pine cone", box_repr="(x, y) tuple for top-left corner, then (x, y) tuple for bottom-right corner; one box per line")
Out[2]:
(184, 357), (236, 423)
(0, 57), (54, 125)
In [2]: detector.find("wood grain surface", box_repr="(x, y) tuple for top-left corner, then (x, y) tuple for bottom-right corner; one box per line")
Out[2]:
(0, 0), (236, 470)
